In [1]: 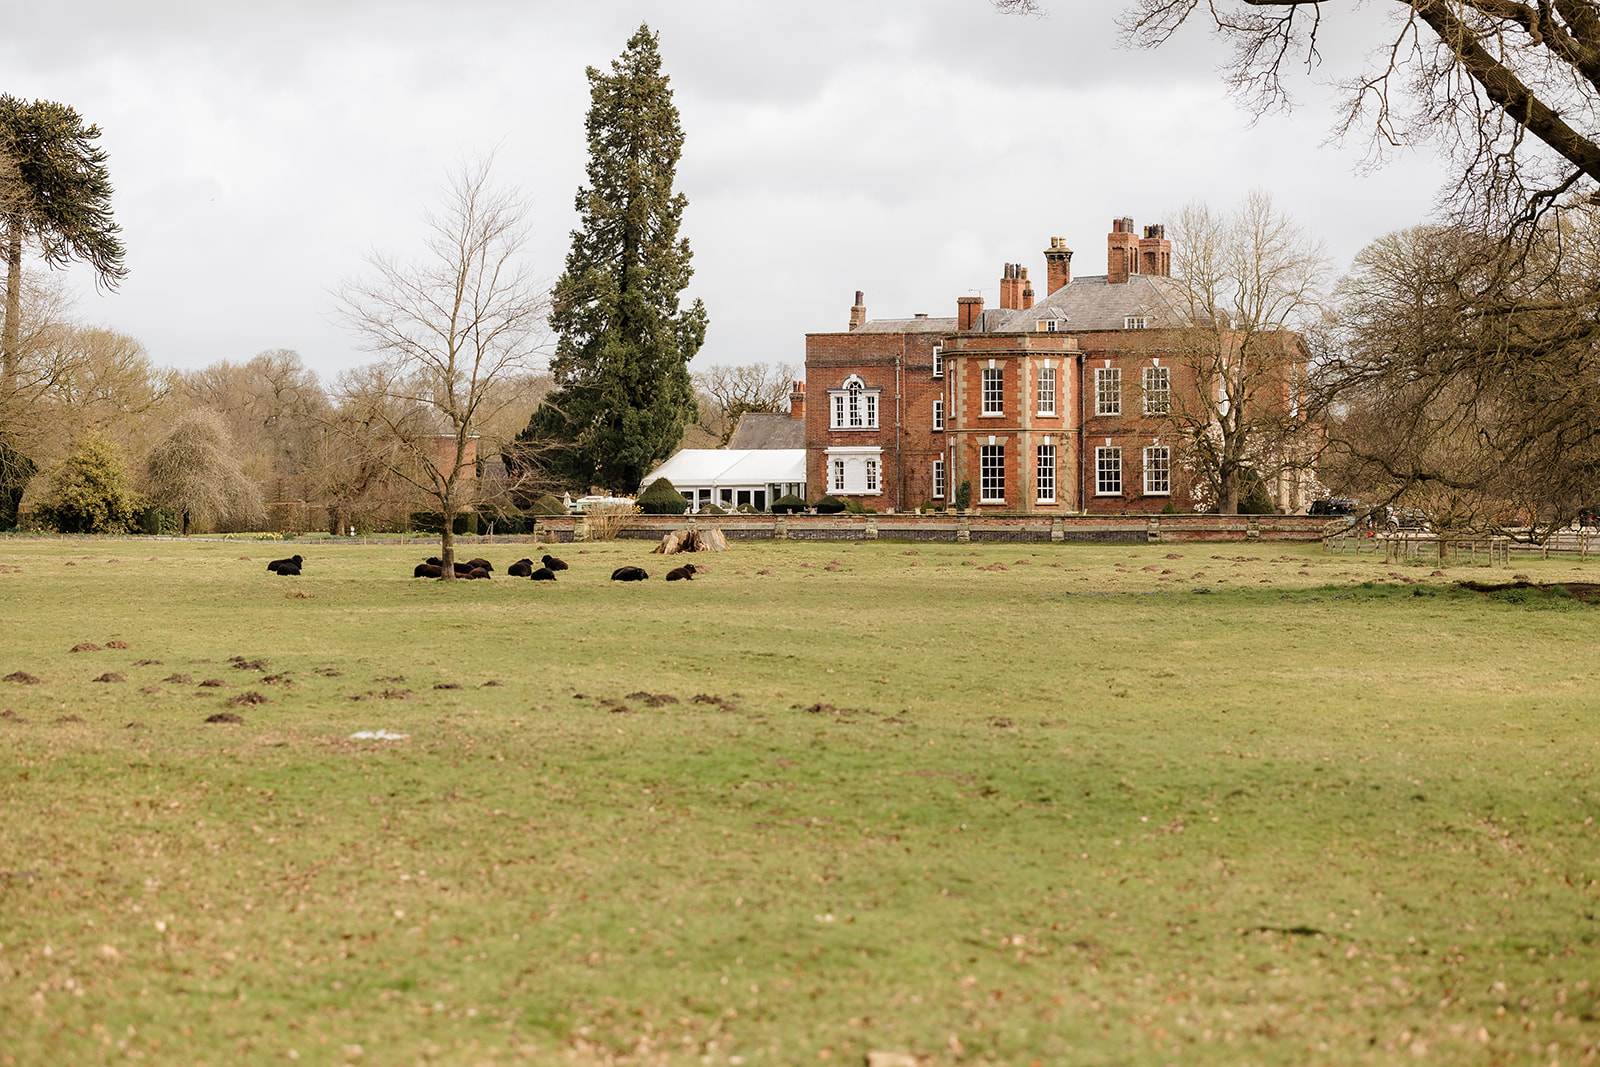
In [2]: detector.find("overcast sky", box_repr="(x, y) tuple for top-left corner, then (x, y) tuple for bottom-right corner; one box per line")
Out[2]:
(7, 0), (1452, 383)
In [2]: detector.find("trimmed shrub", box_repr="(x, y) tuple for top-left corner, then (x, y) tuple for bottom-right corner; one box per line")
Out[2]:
(529, 494), (569, 517)
(637, 477), (690, 515)
(842, 497), (873, 514)
(700, 502), (727, 516)
(771, 494), (805, 515)
(814, 496), (847, 514)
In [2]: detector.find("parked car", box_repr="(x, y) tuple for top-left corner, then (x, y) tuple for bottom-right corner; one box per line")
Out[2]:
(1309, 498), (1359, 517)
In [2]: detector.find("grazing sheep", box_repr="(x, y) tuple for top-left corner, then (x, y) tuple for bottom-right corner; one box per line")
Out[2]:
(267, 555), (304, 574)
(530, 567), (556, 581)
(541, 554), (569, 571)
(414, 563), (443, 578)
(665, 563), (697, 581)
(507, 558), (534, 577)
(611, 566), (649, 582)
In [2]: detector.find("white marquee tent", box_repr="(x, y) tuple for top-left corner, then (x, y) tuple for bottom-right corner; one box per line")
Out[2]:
(642, 449), (806, 513)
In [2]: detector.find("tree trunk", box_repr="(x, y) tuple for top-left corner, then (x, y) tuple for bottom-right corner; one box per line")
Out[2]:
(3, 219), (20, 396)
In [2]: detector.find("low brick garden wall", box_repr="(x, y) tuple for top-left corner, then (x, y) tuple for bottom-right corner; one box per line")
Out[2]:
(524, 512), (1328, 545)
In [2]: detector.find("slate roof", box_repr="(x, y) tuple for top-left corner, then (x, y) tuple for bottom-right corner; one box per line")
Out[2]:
(852, 316), (957, 334)
(991, 274), (1189, 333)
(727, 412), (806, 450)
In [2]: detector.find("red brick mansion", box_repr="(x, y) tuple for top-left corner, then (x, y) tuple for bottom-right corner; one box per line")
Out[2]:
(803, 218), (1311, 514)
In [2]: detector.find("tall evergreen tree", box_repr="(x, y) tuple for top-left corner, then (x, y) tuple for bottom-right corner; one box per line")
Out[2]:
(1, 96), (126, 389)
(518, 24), (707, 494)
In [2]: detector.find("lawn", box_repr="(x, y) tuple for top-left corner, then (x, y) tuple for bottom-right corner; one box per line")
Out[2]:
(0, 536), (1596, 1066)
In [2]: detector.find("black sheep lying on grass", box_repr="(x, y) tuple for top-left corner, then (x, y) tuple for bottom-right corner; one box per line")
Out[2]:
(665, 564), (697, 581)
(267, 555), (303, 574)
(611, 566), (648, 582)
(414, 563), (443, 578)
(507, 558), (534, 577)
(531, 567), (556, 581)
(541, 554), (568, 571)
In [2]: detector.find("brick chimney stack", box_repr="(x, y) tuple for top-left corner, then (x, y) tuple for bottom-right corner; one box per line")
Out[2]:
(999, 263), (1026, 310)
(1108, 217), (1138, 284)
(789, 380), (806, 420)
(957, 295), (984, 331)
(1021, 266), (1034, 310)
(1044, 237), (1073, 294)
(1139, 224), (1171, 277)
(849, 290), (867, 330)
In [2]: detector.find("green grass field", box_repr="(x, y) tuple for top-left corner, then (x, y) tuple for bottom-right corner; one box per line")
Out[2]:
(1, 536), (1597, 1066)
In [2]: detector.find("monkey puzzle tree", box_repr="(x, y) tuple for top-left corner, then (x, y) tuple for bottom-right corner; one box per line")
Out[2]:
(518, 23), (708, 494)
(0, 96), (126, 523)
(0, 96), (126, 389)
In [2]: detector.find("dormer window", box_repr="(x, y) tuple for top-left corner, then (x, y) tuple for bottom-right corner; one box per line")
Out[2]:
(828, 374), (880, 429)
(1124, 315), (1148, 330)
(1037, 318), (1062, 332)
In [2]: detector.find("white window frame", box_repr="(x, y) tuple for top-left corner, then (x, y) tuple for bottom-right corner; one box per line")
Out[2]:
(980, 444), (1006, 503)
(1037, 365), (1057, 416)
(1095, 367), (1121, 416)
(932, 343), (944, 379)
(932, 397), (944, 431)
(982, 366), (1004, 415)
(933, 457), (946, 499)
(1143, 365), (1170, 416)
(1095, 447), (1122, 496)
(828, 375), (880, 430)
(1124, 315), (1147, 330)
(1036, 443), (1056, 503)
(824, 447), (884, 496)
(1144, 445), (1171, 496)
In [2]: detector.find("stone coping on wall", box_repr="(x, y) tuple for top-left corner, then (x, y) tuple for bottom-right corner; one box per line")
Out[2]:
(521, 512), (1327, 545)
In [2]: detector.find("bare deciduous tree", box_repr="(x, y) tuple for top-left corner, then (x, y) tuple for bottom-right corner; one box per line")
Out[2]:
(1160, 191), (1328, 513)
(693, 361), (799, 447)
(334, 158), (548, 577)
(1111, 1), (1600, 228)
(1316, 216), (1600, 536)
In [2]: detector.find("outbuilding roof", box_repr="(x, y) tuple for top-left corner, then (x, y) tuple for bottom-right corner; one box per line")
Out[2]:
(643, 449), (806, 491)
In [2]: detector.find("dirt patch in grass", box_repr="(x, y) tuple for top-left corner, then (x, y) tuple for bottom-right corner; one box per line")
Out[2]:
(229, 691), (268, 706)
(4, 671), (42, 684)
(92, 672), (125, 683)
(105, 640), (131, 649)
(204, 712), (244, 724)
(162, 673), (193, 684)
(197, 679), (226, 688)
(625, 691), (680, 707)
(1457, 579), (1600, 603)
(69, 642), (100, 653)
